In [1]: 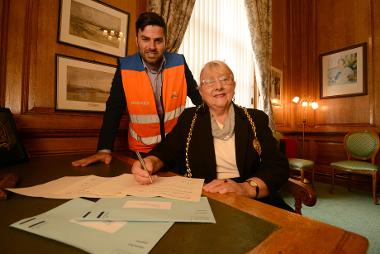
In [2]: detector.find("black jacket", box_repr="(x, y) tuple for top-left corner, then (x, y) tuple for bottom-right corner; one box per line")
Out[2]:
(150, 104), (289, 195)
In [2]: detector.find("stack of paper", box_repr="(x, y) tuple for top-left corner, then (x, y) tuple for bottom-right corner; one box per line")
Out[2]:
(10, 174), (215, 254)
(11, 198), (174, 254)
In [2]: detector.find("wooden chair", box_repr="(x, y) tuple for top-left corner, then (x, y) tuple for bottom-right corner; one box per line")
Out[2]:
(0, 173), (18, 200)
(330, 130), (379, 204)
(285, 178), (317, 214)
(279, 137), (315, 184)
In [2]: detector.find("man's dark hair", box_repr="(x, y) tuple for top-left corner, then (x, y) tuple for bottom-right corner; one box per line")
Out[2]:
(135, 12), (167, 36)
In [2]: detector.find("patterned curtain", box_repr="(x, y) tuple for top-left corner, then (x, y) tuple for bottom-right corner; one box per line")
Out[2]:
(148, 0), (196, 52)
(244, 0), (274, 130)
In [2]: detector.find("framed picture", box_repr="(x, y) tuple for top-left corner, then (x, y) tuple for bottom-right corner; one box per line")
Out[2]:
(58, 0), (129, 57)
(0, 108), (28, 167)
(320, 43), (367, 99)
(56, 55), (116, 112)
(270, 66), (283, 106)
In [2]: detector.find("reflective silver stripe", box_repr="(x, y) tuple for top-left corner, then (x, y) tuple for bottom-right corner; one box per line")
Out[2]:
(164, 106), (185, 122)
(129, 128), (161, 145)
(129, 114), (160, 124)
(129, 106), (184, 124)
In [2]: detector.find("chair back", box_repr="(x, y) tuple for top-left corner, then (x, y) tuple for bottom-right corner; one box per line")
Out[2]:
(344, 130), (380, 163)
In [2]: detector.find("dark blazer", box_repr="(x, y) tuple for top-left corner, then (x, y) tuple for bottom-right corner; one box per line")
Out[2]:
(150, 103), (290, 195)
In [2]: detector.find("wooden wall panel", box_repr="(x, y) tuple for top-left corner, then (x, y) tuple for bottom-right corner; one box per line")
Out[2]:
(273, 0), (377, 132)
(272, 0), (379, 190)
(373, 0), (380, 128)
(273, 0), (318, 132)
(29, 0), (139, 111)
(5, 0), (30, 112)
(271, 0), (286, 127)
(0, 0), (8, 106)
(314, 0), (373, 128)
(2, 0), (148, 156)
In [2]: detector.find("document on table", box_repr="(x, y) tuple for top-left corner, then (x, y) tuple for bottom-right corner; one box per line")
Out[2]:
(78, 196), (216, 223)
(7, 174), (204, 201)
(10, 198), (173, 254)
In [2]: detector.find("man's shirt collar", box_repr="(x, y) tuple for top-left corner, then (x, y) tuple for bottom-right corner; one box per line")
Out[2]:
(141, 54), (166, 74)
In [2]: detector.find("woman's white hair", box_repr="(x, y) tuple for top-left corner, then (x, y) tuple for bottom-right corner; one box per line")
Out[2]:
(200, 60), (234, 81)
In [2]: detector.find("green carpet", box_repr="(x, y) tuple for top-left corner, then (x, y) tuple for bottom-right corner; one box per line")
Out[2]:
(284, 182), (380, 254)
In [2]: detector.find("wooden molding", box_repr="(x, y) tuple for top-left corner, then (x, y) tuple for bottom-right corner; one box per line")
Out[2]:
(0, 0), (10, 107)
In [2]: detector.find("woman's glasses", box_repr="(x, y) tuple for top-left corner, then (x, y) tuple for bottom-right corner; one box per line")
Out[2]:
(201, 75), (234, 88)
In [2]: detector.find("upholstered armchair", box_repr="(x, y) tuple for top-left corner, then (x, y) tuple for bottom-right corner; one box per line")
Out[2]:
(285, 178), (316, 214)
(330, 130), (379, 204)
(274, 132), (315, 185)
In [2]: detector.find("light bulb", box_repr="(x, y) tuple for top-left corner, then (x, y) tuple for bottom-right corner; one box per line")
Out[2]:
(301, 101), (308, 107)
(311, 101), (319, 110)
(292, 96), (300, 103)
(271, 98), (280, 105)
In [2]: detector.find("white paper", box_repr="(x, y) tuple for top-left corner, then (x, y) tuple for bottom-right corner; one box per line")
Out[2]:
(123, 200), (172, 210)
(7, 174), (204, 201)
(70, 219), (127, 234)
(78, 196), (216, 223)
(11, 198), (173, 254)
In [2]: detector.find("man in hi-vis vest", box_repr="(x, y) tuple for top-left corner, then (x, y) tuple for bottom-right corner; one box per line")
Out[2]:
(72, 12), (202, 167)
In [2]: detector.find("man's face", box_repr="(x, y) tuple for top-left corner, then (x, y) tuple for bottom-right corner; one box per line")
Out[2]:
(136, 25), (166, 69)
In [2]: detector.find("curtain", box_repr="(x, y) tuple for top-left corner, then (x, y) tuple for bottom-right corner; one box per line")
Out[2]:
(178, 0), (254, 108)
(148, 0), (196, 52)
(244, 0), (274, 130)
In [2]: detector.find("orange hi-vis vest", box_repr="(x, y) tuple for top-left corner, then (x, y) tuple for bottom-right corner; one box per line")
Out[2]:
(120, 52), (187, 153)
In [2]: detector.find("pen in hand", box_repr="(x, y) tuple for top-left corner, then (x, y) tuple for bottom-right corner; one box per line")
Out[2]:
(135, 151), (153, 184)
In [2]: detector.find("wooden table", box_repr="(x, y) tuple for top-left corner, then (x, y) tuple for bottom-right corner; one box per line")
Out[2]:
(204, 192), (368, 254)
(0, 154), (368, 254)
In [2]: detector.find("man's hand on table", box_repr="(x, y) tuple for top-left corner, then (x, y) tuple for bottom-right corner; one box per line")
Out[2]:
(71, 152), (112, 167)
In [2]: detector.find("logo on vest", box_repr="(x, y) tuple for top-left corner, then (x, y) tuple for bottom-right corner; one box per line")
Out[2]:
(130, 101), (149, 105)
(171, 91), (178, 99)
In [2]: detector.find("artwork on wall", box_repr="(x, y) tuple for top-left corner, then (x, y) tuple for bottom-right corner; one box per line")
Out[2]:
(58, 0), (129, 57)
(56, 55), (116, 112)
(270, 66), (283, 106)
(0, 108), (28, 167)
(320, 43), (367, 99)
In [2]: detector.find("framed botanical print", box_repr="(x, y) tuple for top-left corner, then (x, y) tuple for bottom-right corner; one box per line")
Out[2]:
(320, 43), (367, 99)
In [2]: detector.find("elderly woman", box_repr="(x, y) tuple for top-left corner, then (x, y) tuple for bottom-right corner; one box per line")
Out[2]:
(131, 60), (291, 210)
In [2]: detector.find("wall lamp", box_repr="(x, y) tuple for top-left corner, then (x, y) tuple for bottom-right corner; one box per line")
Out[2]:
(292, 96), (319, 157)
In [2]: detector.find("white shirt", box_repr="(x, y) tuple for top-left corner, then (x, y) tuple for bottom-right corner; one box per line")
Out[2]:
(214, 121), (240, 179)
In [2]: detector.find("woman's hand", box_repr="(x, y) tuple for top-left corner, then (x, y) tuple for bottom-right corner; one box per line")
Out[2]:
(203, 179), (256, 198)
(131, 155), (162, 184)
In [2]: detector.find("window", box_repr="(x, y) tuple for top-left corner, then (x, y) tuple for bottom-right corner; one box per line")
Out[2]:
(179, 0), (254, 107)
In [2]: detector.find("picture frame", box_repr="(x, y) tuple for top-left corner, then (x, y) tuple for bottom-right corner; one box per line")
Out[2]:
(320, 43), (367, 99)
(270, 66), (283, 106)
(58, 0), (129, 57)
(0, 108), (28, 167)
(56, 55), (116, 112)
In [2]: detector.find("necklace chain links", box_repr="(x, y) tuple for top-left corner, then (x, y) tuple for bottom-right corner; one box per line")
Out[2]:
(184, 105), (262, 178)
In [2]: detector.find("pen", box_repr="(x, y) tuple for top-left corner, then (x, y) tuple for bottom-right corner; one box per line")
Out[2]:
(136, 151), (153, 184)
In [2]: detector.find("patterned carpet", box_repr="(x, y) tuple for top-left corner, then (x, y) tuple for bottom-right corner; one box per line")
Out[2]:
(284, 181), (380, 254)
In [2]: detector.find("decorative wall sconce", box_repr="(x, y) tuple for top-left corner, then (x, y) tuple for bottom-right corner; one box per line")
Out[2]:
(292, 96), (319, 157)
